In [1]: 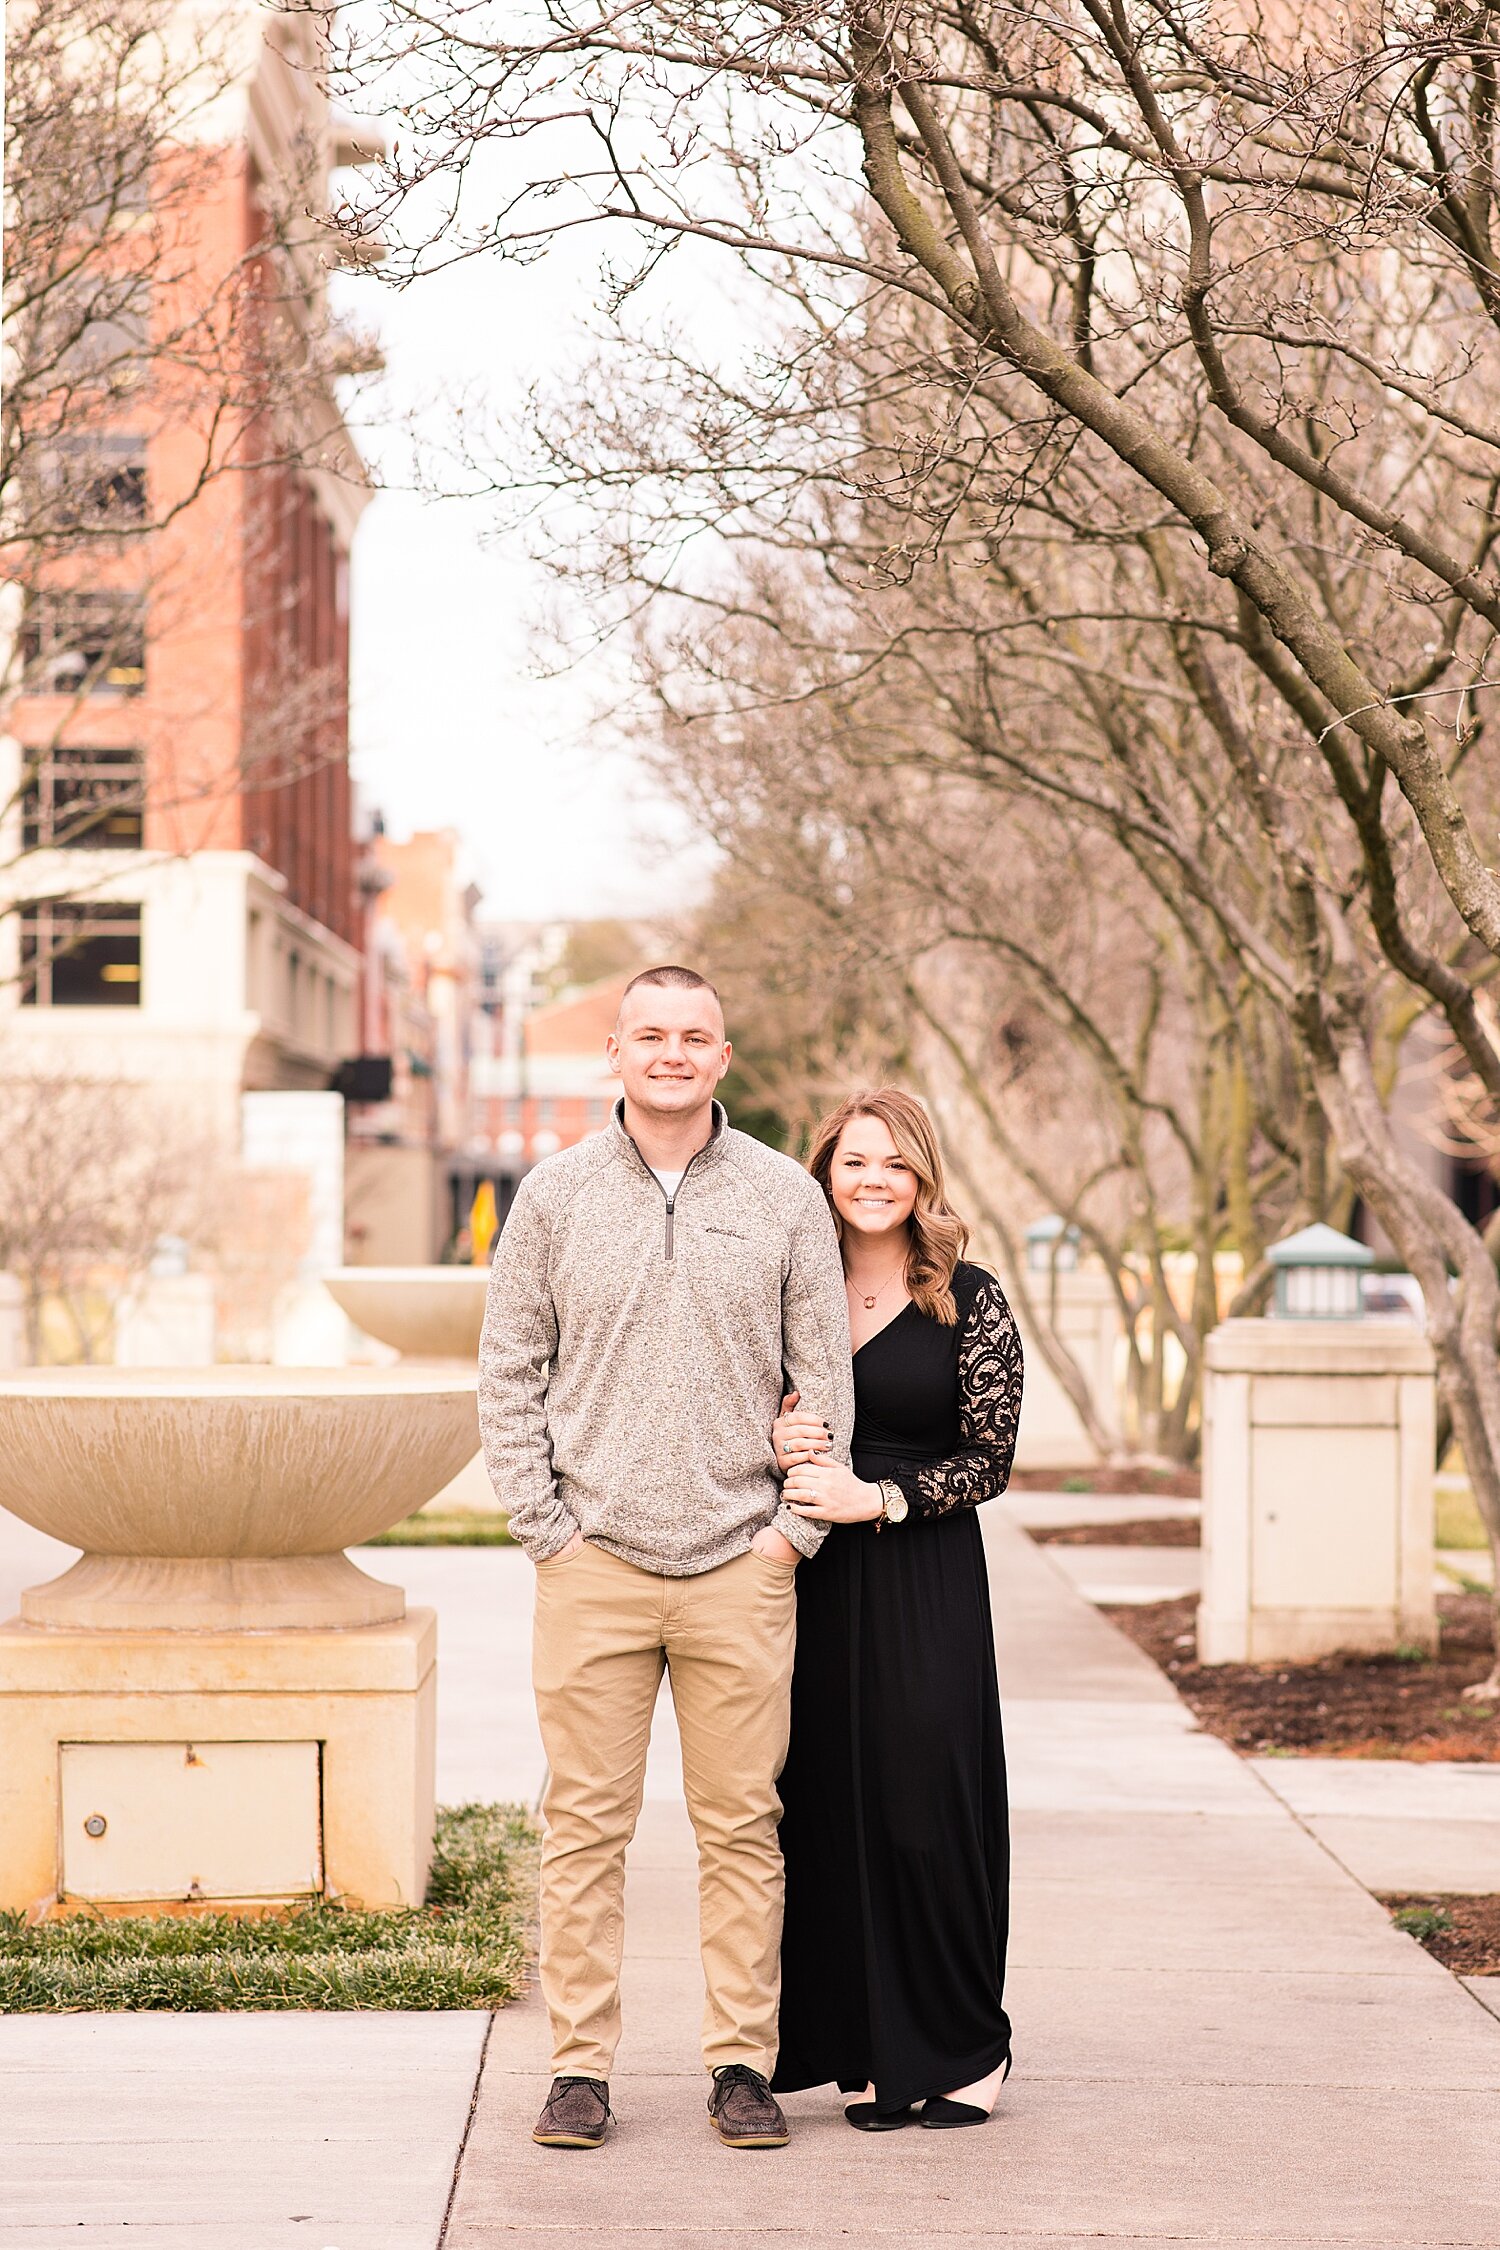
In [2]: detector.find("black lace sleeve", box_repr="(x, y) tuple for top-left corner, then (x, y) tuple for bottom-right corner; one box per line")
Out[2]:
(889, 1270), (1024, 1521)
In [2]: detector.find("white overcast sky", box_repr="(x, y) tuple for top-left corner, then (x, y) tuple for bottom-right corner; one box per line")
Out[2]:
(338, 160), (708, 923)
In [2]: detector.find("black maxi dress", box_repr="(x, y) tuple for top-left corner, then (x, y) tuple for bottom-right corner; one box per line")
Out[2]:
(772, 1260), (1025, 2113)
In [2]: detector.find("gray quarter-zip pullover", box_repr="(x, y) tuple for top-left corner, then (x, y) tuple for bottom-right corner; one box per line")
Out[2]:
(478, 1100), (854, 1572)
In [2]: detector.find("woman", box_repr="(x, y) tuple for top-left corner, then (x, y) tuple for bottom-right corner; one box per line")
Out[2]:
(770, 1088), (1024, 2131)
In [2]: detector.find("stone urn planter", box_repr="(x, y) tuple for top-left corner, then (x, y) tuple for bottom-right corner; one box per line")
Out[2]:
(324, 1265), (494, 1512)
(322, 1266), (488, 1363)
(0, 1365), (480, 1632)
(0, 1365), (480, 1912)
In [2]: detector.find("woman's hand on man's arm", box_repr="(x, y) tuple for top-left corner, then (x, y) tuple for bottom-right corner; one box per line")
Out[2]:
(772, 1388), (832, 1472)
(782, 1457), (885, 1523)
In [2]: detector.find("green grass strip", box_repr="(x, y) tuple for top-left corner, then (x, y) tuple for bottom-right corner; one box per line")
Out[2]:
(364, 1511), (516, 1546)
(0, 1802), (537, 2013)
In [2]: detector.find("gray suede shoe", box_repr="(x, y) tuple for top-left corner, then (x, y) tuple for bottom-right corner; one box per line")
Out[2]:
(532, 2075), (612, 2148)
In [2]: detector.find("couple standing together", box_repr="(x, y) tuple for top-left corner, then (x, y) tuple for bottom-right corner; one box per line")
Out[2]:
(478, 965), (1025, 2150)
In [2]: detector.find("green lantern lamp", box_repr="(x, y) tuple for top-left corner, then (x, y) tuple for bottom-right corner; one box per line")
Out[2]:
(1025, 1215), (1081, 1273)
(1265, 1223), (1373, 1320)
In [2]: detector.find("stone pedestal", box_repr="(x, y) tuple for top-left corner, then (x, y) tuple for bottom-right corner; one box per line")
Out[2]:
(0, 1611), (436, 1912)
(1199, 1319), (1435, 1664)
(1012, 1267), (1123, 1470)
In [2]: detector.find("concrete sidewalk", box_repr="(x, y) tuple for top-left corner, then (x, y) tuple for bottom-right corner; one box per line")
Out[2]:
(4, 1511), (1500, 2247)
(1249, 1753), (1500, 1895)
(443, 1516), (1500, 2249)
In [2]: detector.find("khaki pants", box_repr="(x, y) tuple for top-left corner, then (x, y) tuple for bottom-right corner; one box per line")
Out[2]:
(531, 1540), (798, 2081)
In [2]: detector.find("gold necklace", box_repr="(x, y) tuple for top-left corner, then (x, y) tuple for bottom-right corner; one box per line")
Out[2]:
(846, 1263), (905, 1312)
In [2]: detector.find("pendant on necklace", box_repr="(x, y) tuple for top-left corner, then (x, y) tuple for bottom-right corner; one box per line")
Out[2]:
(861, 1293), (877, 1309)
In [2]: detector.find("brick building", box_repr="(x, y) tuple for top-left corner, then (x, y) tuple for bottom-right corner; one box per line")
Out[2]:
(0, 5), (375, 1141)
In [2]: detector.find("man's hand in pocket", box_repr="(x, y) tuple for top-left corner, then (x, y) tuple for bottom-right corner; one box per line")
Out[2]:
(750, 1526), (800, 1565)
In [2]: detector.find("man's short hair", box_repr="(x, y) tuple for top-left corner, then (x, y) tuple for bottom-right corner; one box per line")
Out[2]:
(617, 965), (722, 1020)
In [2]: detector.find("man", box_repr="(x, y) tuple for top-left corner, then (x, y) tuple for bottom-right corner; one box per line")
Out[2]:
(478, 965), (854, 2153)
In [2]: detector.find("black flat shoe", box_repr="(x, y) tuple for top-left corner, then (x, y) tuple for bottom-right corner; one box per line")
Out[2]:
(844, 2101), (918, 2131)
(920, 2096), (991, 2129)
(920, 2051), (1012, 2129)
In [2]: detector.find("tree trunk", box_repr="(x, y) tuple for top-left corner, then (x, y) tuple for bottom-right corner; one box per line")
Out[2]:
(1312, 1023), (1500, 1696)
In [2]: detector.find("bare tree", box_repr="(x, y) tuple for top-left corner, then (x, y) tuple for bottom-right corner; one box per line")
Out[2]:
(0, 1064), (228, 1361)
(334, 0), (1500, 1685)
(666, 632), (1313, 1461)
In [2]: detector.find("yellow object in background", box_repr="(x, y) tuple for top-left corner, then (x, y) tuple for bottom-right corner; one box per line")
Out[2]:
(470, 1180), (499, 1264)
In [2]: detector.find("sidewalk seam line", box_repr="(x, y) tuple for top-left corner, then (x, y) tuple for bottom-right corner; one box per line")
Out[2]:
(436, 2007), (495, 2250)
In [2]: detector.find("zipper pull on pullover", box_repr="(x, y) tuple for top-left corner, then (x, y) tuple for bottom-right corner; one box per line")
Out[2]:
(625, 1118), (711, 1262)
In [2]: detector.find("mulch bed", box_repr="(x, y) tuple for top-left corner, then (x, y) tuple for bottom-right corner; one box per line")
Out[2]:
(1382, 1894), (1500, 1976)
(1010, 1465), (1201, 1498)
(1102, 1592), (1500, 1759)
(1034, 1516), (1201, 1548)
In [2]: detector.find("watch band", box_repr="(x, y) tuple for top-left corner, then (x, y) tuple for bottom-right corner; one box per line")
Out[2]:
(877, 1478), (909, 1528)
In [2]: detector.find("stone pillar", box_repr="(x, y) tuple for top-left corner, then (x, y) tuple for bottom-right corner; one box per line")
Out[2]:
(1011, 1267), (1122, 1471)
(1199, 1318), (1435, 1664)
(115, 1275), (216, 1367)
(0, 1276), (24, 1370)
(241, 1090), (350, 1364)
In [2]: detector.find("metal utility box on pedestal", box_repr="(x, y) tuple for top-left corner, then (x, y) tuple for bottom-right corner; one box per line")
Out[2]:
(60, 1740), (322, 1903)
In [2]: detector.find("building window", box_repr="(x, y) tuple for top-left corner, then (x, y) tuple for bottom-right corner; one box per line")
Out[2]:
(537, 1097), (555, 1125)
(21, 745), (144, 849)
(47, 270), (152, 371)
(19, 900), (142, 1006)
(37, 435), (148, 528)
(20, 590), (145, 696)
(84, 437), (147, 524)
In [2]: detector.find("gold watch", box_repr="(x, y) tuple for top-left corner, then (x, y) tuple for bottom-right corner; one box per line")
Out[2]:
(877, 1479), (909, 1527)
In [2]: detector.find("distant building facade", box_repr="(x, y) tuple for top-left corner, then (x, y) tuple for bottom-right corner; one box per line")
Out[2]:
(343, 827), (482, 1265)
(0, 7), (375, 1143)
(463, 923), (639, 1233)
(475, 973), (626, 1163)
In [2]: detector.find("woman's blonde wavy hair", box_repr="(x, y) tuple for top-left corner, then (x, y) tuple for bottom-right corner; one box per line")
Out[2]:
(807, 1087), (970, 1326)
